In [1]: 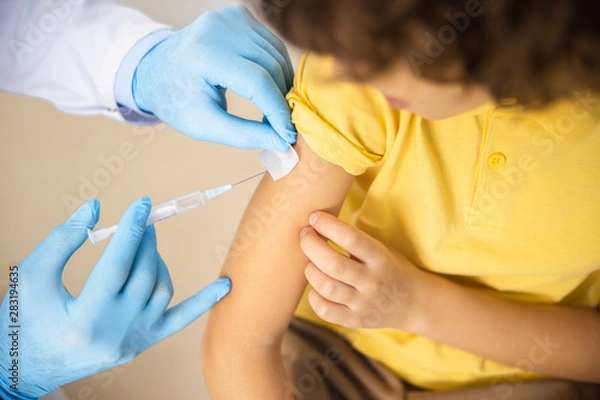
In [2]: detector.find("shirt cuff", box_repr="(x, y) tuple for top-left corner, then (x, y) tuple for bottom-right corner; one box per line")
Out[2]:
(114, 29), (175, 124)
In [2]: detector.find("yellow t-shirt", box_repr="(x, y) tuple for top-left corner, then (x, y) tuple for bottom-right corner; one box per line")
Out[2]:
(288, 53), (600, 391)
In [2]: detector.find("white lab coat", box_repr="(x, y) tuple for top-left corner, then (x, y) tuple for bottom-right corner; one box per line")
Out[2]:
(0, 0), (169, 122)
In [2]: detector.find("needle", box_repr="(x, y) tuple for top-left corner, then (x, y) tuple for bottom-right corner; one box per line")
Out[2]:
(232, 171), (267, 186)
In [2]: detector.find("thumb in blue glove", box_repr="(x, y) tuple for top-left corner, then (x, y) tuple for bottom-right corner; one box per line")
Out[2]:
(0, 198), (231, 399)
(133, 5), (297, 152)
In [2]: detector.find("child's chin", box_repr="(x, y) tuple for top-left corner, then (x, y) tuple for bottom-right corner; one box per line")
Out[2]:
(415, 106), (475, 121)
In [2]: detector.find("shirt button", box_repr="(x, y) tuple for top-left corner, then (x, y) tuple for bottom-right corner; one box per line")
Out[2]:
(488, 152), (507, 169)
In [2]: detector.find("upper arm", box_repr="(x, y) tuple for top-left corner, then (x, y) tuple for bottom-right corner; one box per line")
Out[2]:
(204, 134), (354, 347)
(201, 53), (390, 398)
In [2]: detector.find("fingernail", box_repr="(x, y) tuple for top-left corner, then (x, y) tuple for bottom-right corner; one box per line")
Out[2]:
(300, 226), (311, 237)
(309, 213), (319, 226)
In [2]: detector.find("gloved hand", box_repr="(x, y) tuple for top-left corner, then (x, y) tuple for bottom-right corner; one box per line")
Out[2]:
(133, 5), (296, 151)
(0, 198), (231, 399)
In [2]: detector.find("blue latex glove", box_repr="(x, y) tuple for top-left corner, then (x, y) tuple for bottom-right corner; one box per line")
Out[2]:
(133, 5), (296, 151)
(0, 198), (231, 399)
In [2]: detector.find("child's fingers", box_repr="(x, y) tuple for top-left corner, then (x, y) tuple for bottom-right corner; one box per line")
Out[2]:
(307, 289), (355, 326)
(308, 212), (385, 265)
(305, 262), (358, 307)
(300, 226), (367, 287)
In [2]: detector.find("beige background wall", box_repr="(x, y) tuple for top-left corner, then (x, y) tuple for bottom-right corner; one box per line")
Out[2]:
(0, 1), (298, 399)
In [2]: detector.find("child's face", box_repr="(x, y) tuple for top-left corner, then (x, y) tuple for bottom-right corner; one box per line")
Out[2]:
(335, 60), (494, 120)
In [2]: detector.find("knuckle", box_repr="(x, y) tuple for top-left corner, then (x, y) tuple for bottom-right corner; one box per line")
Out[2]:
(371, 252), (387, 268)
(342, 289), (356, 306)
(362, 279), (379, 295)
(341, 230), (361, 249)
(216, 5), (242, 20)
(309, 291), (329, 319)
(269, 33), (287, 52)
(131, 272), (156, 292)
(191, 13), (222, 42)
(319, 280), (337, 298)
(270, 59), (284, 79)
(326, 258), (345, 279)
(371, 244), (389, 266)
(195, 9), (218, 27)
(260, 55), (278, 73)
(154, 283), (174, 303)
(233, 4), (249, 16)
(316, 303), (330, 319)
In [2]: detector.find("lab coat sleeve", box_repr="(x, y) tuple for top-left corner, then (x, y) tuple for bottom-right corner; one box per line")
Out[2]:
(113, 29), (174, 122)
(0, 0), (171, 124)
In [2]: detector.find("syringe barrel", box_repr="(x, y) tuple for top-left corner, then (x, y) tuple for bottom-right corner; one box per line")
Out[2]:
(88, 190), (209, 244)
(147, 190), (208, 225)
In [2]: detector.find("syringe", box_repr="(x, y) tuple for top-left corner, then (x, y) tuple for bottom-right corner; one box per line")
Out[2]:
(87, 171), (266, 245)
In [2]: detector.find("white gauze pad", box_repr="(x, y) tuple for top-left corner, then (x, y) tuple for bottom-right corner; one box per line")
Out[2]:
(258, 146), (300, 181)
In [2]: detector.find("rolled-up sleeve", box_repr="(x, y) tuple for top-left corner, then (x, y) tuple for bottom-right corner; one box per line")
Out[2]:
(286, 53), (396, 176)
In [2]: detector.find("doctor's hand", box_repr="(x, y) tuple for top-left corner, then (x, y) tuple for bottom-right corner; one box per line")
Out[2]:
(0, 199), (231, 400)
(133, 5), (296, 151)
(299, 212), (434, 332)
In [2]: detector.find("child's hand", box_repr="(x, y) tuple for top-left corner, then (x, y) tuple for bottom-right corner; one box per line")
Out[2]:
(299, 212), (429, 330)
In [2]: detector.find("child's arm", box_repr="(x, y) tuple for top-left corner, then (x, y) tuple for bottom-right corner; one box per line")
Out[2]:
(201, 135), (354, 399)
(300, 212), (600, 382)
(420, 272), (600, 382)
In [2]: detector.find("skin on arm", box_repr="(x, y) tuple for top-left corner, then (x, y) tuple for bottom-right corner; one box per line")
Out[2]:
(419, 275), (600, 382)
(301, 213), (600, 382)
(201, 135), (354, 399)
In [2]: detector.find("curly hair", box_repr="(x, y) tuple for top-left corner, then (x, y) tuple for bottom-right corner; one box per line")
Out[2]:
(254, 0), (600, 106)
